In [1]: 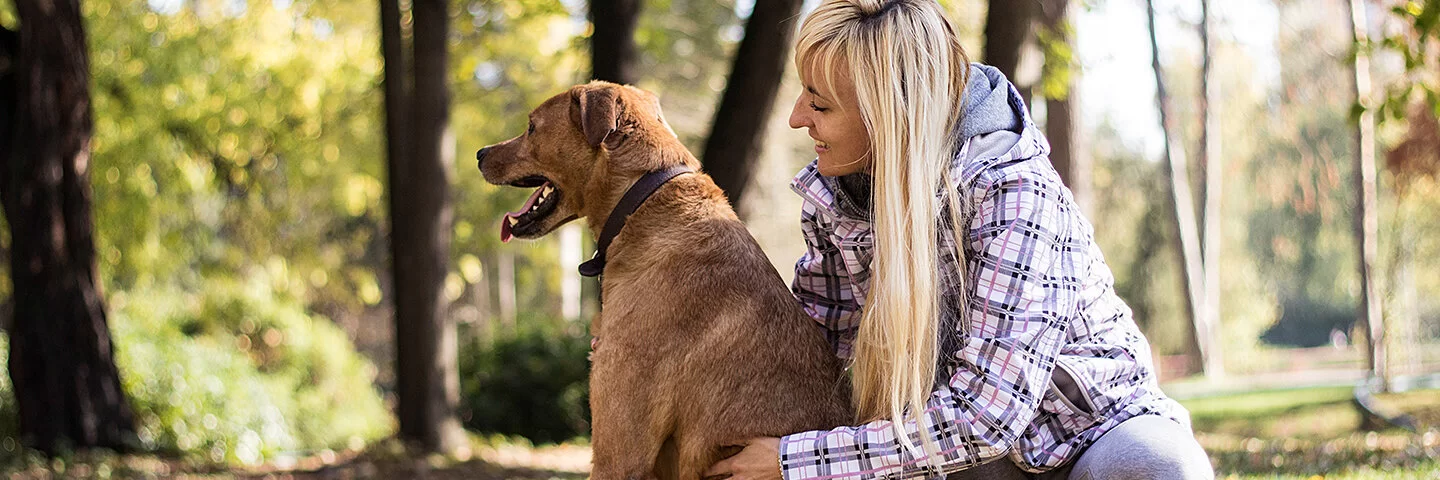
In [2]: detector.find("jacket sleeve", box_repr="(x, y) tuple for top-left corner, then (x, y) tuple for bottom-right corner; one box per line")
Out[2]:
(778, 162), (1084, 479)
(790, 199), (865, 359)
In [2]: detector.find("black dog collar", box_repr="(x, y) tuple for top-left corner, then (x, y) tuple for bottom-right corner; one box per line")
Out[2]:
(578, 165), (694, 278)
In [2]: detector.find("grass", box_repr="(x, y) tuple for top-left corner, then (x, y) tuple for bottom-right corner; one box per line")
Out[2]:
(1375, 388), (1440, 428)
(1221, 463), (1440, 480)
(1181, 387), (1440, 478)
(1184, 386), (1363, 439)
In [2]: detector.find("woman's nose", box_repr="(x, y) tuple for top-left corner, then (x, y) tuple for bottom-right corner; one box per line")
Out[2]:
(788, 97), (810, 129)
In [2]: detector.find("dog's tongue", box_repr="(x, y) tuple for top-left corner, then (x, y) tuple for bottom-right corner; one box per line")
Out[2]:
(500, 182), (551, 243)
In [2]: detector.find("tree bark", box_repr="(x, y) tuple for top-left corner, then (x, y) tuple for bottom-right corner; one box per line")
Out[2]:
(1, 0), (136, 454)
(1, 26), (15, 144)
(383, 0), (464, 452)
(983, 0), (1036, 82)
(380, 0), (410, 175)
(1346, 0), (1385, 391)
(701, 0), (804, 207)
(1197, 0), (1225, 377)
(1037, 0), (1089, 213)
(1144, 0), (1209, 377)
(589, 0), (641, 84)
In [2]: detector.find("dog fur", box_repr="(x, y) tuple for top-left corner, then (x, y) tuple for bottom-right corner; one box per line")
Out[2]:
(477, 81), (851, 480)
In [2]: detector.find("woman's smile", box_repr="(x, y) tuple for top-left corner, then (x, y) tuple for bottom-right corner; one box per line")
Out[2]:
(789, 59), (872, 176)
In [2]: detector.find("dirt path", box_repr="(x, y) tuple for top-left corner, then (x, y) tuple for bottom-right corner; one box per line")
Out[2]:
(237, 444), (591, 480)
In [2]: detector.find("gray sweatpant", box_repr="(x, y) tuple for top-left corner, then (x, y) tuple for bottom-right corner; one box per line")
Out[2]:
(950, 415), (1215, 480)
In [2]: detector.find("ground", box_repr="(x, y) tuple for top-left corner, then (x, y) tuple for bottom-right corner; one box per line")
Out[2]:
(3, 388), (1438, 479)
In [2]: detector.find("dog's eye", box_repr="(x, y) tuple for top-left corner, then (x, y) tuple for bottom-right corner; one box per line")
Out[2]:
(527, 121), (536, 135)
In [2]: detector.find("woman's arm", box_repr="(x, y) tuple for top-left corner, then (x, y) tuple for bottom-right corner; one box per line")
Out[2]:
(776, 160), (1086, 479)
(791, 199), (866, 359)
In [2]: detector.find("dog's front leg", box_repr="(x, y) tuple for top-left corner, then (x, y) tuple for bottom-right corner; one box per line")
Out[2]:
(590, 357), (673, 480)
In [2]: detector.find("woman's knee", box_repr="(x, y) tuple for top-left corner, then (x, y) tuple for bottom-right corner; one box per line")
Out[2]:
(1069, 415), (1214, 480)
(1120, 440), (1213, 480)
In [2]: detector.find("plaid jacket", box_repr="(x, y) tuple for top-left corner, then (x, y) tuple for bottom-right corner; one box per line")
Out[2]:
(780, 110), (1191, 478)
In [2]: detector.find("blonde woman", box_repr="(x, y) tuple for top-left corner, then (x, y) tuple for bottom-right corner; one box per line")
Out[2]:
(705, 1), (1213, 479)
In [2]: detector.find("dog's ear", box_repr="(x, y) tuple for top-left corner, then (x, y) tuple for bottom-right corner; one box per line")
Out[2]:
(572, 86), (621, 149)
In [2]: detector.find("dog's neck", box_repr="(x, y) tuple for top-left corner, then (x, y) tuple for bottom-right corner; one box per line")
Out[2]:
(577, 165), (693, 278)
(581, 145), (698, 236)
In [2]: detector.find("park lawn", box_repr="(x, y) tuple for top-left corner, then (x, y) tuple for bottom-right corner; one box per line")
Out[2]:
(1375, 388), (1440, 429)
(1181, 387), (1440, 478)
(1183, 386), (1361, 439)
(1223, 463), (1440, 479)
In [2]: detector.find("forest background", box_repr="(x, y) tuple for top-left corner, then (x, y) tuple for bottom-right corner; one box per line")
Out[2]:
(1, 0), (1438, 477)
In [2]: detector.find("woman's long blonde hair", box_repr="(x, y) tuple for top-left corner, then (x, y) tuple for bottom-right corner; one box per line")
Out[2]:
(795, 0), (971, 461)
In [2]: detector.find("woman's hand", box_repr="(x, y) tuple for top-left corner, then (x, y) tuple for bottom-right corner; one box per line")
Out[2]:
(704, 437), (782, 480)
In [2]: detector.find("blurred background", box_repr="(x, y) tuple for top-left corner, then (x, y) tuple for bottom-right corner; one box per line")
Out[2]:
(0, 0), (1437, 478)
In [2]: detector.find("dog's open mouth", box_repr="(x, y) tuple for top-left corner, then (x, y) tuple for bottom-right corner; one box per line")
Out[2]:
(500, 175), (562, 243)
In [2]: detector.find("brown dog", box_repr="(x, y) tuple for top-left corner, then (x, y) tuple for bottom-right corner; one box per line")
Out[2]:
(477, 81), (851, 480)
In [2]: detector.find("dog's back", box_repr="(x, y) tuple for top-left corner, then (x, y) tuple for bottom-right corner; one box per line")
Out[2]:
(594, 165), (851, 480)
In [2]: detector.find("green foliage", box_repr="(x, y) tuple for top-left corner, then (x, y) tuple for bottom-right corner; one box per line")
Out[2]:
(1375, 0), (1440, 123)
(0, 278), (390, 466)
(631, 0), (741, 153)
(1036, 21), (1076, 100)
(1235, 11), (1363, 348)
(108, 277), (389, 465)
(83, 0), (393, 330)
(458, 316), (591, 445)
(1089, 122), (1190, 355)
(1089, 113), (1280, 365)
(450, 0), (587, 319)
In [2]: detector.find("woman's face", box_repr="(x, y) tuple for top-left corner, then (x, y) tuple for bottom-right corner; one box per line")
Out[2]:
(789, 59), (872, 177)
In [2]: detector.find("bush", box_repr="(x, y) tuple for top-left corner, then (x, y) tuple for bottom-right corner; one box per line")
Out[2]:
(0, 276), (393, 465)
(1261, 297), (1354, 348)
(459, 316), (591, 445)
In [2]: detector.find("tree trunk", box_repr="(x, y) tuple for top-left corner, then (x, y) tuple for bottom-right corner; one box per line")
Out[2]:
(589, 0), (641, 84)
(1346, 0), (1385, 391)
(0, 0), (136, 454)
(1197, 0), (1225, 377)
(701, 0), (804, 207)
(383, 0), (464, 452)
(0, 27), (14, 145)
(1037, 0), (1089, 213)
(983, 0), (1036, 82)
(1144, 0), (1209, 377)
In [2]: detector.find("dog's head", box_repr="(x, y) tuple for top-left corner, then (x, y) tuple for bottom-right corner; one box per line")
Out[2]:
(477, 81), (684, 242)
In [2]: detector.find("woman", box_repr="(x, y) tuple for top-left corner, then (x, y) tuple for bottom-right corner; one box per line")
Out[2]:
(704, 1), (1214, 479)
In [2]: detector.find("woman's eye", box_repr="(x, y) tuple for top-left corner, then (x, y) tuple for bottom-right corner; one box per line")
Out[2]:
(809, 102), (828, 113)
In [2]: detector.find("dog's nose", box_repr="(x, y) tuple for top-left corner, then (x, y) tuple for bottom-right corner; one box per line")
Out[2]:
(476, 147), (489, 169)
